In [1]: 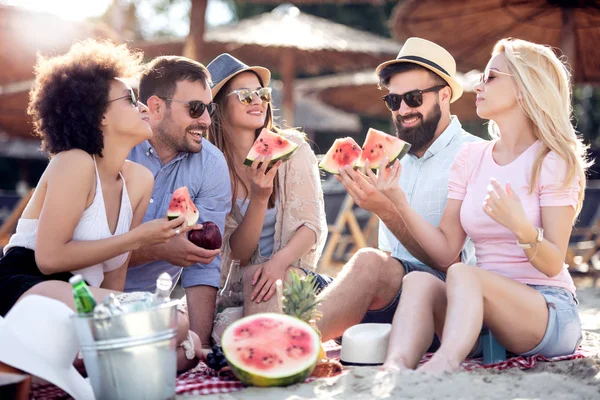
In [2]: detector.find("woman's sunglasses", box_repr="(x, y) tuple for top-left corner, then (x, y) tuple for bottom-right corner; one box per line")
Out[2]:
(479, 69), (513, 85)
(382, 84), (447, 111)
(227, 87), (272, 105)
(159, 97), (217, 118)
(106, 88), (137, 106)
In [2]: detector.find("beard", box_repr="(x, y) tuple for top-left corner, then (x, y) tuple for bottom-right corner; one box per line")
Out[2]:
(156, 111), (207, 154)
(393, 102), (442, 154)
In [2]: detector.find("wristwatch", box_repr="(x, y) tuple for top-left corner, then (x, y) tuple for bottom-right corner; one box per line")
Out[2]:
(517, 227), (544, 249)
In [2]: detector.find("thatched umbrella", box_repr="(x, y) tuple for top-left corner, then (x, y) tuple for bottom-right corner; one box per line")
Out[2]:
(0, 5), (118, 142)
(389, 0), (600, 83)
(297, 69), (482, 122)
(204, 3), (400, 125)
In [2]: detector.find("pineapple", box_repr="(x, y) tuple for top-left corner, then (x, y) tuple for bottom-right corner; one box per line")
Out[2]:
(283, 270), (326, 359)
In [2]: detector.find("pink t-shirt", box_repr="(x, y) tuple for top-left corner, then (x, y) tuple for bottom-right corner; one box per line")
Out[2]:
(448, 140), (579, 293)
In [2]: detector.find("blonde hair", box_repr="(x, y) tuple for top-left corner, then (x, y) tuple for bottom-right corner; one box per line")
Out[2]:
(488, 38), (590, 217)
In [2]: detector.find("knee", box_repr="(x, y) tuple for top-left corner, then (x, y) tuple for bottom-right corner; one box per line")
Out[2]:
(345, 248), (387, 278)
(445, 262), (477, 285)
(242, 264), (262, 288)
(402, 271), (443, 291)
(176, 310), (191, 344)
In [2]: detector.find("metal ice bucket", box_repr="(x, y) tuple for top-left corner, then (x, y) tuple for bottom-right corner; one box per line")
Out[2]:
(71, 300), (179, 400)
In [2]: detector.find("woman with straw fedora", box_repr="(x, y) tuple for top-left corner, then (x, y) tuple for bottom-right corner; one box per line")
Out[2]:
(206, 54), (329, 343)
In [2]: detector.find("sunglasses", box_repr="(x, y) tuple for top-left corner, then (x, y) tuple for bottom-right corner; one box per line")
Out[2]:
(479, 69), (513, 85)
(106, 88), (137, 106)
(160, 97), (217, 118)
(382, 85), (447, 111)
(227, 87), (272, 105)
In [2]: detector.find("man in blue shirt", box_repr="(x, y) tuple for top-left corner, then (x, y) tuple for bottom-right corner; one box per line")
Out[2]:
(316, 38), (481, 343)
(126, 56), (232, 347)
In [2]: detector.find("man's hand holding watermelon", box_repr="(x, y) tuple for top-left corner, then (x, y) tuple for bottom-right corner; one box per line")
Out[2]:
(336, 157), (402, 217)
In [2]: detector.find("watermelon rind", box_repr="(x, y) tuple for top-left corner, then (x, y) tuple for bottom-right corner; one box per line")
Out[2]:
(221, 313), (320, 387)
(243, 129), (299, 167)
(355, 128), (411, 170)
(318, 137), (362, 174)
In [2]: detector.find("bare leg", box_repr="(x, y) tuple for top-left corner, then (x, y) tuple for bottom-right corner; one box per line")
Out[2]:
(419, 263), (548, 374)
(316, 249), (405, 341)
(19, 281), (201, 373)
(383, 272), (448, 371)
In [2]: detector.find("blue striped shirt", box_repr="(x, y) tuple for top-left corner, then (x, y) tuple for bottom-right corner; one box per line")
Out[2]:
(378, 116), (482, 267)
(125, 140), (232, 292)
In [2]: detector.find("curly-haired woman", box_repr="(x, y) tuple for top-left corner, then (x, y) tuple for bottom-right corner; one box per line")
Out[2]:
(0, 40), (202, 368)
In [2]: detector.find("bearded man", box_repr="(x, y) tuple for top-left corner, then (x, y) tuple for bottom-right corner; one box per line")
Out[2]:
(315, 38), (482, 346)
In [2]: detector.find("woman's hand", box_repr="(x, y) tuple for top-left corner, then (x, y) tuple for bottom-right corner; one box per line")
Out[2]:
(132, 214), (189, 247)
(482, 178), (529, 234)
(247, 155), (282, 200)
(250, 259), (288, 303)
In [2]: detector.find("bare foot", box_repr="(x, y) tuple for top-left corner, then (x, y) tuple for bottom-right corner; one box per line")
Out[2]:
(380, 359), (411, 373)
(417, 352), (460, 374)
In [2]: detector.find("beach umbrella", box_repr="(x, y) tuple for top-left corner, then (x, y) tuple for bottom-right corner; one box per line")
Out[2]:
(204, 3), (400, 125)
(0, 5), (118, 142)
(297, 69), (482, 122)
(390, 0), (600, 84)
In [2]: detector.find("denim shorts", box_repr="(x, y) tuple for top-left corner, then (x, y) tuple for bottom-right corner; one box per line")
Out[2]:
(470, 284), (582, 358)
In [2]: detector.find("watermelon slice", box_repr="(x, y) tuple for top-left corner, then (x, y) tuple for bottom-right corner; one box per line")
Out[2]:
(167, 186), (199, 227)
(244, 128), (299, 167)
(318, 137), (362, 174)
(356, 128), (411, 169)
(221, 313), (320, 387)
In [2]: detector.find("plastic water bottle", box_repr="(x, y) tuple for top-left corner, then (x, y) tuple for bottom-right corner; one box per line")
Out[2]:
(154, 272), (173, 303)
(69, 274), (97, 315)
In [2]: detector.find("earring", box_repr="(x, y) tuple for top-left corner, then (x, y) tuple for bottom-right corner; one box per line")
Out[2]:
(517, 94), (522, 99)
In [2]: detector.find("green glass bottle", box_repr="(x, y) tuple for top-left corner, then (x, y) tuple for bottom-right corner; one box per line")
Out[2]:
(69, 274), (97, 315)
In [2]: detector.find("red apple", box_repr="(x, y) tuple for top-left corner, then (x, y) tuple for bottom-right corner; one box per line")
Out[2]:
(188, 221), (222, 250)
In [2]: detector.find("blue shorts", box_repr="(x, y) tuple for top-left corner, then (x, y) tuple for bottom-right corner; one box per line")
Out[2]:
(470, 285), (582, 358)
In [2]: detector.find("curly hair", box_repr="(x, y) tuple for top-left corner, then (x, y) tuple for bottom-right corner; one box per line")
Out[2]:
(27, 39), (144, 157)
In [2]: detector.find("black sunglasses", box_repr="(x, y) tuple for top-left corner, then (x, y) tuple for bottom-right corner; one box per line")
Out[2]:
(106, 88), (137, 106)
(382, 85), (447, 111)
(227, 87), (272, 105)
(159, 97), (217, 118)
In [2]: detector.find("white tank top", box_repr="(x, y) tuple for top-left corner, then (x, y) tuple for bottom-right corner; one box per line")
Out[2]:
(5, 156), (133, 287)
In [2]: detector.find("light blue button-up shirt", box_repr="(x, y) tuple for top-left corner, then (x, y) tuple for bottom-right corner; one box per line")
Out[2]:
(125, 140), (232, 292)
(378, 116), (481, 267)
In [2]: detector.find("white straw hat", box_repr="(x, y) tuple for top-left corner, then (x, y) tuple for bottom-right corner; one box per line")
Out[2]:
(339, 323), (392, 366)
(0, 295), (95, 400)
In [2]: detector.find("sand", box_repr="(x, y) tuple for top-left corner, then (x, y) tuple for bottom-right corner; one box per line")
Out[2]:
(179, 279), (600, 400)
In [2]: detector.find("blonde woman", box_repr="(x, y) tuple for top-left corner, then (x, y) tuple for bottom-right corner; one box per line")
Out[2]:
(339, 38), (589, 373)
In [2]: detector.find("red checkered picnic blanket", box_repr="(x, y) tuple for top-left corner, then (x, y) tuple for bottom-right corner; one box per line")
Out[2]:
(30, 341), (593, 399)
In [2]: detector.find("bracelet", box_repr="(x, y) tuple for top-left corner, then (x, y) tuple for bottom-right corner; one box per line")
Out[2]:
(527, 242), (540, 262)
(517, 227), (544, 249)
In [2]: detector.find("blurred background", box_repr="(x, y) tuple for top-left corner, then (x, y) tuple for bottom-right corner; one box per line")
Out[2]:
(0, 0), (599, 274)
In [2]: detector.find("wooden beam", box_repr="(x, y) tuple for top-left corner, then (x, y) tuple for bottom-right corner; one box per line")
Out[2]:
(185, 0), (208, 62)
(280, 49), (295, 127)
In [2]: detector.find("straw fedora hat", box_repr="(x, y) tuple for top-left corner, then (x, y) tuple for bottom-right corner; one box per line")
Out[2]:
(376, 37), (463, 103)
(339, 323), (392, 366)
(0, 295), (95, 400)
(207, 53), (271, 98)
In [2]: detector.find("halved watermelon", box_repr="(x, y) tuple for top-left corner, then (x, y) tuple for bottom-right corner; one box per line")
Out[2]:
(356, 128), (411, 169)
(244, 128), (299, 167)
(167, 186), (199, 227)
(318, 137), (362, 174)
(221, 313), (320, 387)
